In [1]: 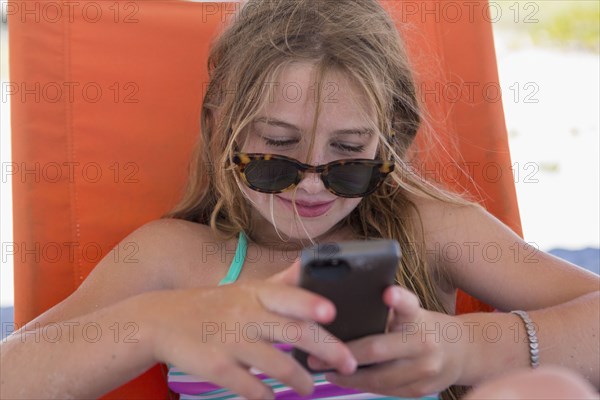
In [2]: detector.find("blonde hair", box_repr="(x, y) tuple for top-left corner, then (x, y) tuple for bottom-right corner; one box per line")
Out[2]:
(164, 1), (486, 398)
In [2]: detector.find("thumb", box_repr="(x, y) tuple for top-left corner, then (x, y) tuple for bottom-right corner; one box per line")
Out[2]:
(385, 286), (422, 331)
(268, 257), (302, 286)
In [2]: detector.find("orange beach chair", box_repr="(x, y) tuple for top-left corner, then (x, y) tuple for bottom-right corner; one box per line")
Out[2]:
(8, 1), (521, 397)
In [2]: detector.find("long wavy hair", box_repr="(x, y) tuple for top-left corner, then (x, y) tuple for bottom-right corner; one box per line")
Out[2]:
(163, 1), (486, 398)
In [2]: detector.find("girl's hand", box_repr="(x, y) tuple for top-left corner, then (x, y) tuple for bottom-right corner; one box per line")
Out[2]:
(307, 286), (466, 398)
(140, 259), (357, 400)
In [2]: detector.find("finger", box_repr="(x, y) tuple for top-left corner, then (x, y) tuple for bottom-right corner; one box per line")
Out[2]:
(331, 364), (442, 399)
(390, 376), (443, 399)
(346, 332), (426, 365)
(268, 257), (301, 286)
(234, 341), (314, 396)
(325, 358), (423, 393)
(258, 282), (336, 324)
(307, 355), (330, 371)
(384, 286), (421, 330)
(308, 330), (425, 369)
(209, 358), (276, 400)
(260, 319), (357, 375)
(172, 340), (275, 400)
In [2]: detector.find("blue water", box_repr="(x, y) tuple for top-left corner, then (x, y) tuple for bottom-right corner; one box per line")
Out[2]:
(548, 247), (599, 275)
(1, 306), (15, 340)
(1, 247), (598, 339)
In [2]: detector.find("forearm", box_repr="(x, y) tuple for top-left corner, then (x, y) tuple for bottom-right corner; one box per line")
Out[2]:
(457, 290), (600, 389)
(0, 294), (156, 399)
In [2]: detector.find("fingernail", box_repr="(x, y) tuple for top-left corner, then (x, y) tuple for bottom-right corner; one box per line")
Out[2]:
(391, 286), (401, 302)
(345, 357), (357, 374)
(316, 304), (329, 320)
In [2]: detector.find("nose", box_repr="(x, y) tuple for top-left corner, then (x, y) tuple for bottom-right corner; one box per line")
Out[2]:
(294, 150), (329, 194)
(296, 171), (326, 194)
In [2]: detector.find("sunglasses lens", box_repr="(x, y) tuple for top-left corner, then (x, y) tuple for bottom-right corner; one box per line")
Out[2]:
(244, 159), (298, 192)
(327, 164), (382, 196)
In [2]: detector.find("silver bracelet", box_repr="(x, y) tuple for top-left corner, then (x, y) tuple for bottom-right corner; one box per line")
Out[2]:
(510, 310), (540, 368)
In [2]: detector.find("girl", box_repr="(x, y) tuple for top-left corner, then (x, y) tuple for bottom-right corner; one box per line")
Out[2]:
(1, 0), (598, 399)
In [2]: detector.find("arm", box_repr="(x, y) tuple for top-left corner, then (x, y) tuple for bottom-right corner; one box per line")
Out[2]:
(1, 220), (358, 399)
(316, 288), (599, 396)
(458, 290), (600, 388)
(0, 293), (156, 399)
(424, 202), (600, 388)
(0, 219), (186, 398)
(1, 276), (361, 399)
(319, 199), (599, 397)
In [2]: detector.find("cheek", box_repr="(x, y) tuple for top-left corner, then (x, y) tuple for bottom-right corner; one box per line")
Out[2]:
(240, 185), (269, 206)
(335, 197), (362, 214)
(340, 197), (362, 210)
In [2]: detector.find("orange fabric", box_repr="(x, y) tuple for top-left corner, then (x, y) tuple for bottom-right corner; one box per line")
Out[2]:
(381, 0), (522, 313)
(9, 1), (520, 397)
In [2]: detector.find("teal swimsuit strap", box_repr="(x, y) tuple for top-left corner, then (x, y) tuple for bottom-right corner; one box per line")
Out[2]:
(218, 231), (247, 285)
(168, 232), (246, 371)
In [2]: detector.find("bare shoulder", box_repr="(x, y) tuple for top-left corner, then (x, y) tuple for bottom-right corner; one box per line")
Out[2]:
(131, 218), (215, 271)
(405, 192), (599, 311)
(405, 192), (476, 230)
(131, 218), (236, 289)
(17, 219), (229, 329)
(407, 194), (464, 314)
(402, 192), (480, 310)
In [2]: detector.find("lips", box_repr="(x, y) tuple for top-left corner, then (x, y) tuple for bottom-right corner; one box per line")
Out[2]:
(276, 196), (336, 218)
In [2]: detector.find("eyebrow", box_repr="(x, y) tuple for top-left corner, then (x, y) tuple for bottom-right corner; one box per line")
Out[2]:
(254, 117), (373, 137)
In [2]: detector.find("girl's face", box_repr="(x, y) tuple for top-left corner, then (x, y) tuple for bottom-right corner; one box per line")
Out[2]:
(237, 62), (380, 241)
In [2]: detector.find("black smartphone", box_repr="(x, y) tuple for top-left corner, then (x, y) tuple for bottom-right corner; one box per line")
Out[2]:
(291, 239), (401, 372)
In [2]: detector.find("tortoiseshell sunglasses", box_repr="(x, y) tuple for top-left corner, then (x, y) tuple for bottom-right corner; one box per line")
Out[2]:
(231, 153), (395, 198)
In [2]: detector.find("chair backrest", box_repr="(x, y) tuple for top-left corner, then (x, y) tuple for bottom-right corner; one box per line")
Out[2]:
(8, 1), (521, 397)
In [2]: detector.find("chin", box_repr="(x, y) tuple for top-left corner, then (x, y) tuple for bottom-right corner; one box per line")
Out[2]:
(263, 210), (349, 243)
(280, 224), (332, 241)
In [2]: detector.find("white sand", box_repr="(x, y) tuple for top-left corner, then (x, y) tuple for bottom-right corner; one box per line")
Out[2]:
(494, 29), (600, 251)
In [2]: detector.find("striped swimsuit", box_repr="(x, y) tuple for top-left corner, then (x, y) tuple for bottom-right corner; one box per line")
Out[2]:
(167, 232), (439, 400)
